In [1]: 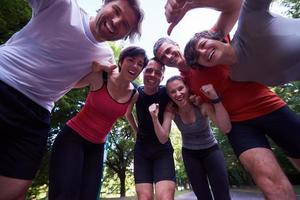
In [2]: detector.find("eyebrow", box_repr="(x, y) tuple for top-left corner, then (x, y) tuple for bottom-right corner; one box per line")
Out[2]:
(113, 4), (131, 30)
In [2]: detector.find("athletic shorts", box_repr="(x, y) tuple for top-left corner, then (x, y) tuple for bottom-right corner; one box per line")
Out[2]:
(227, 106), (300, 158)
(134, 140), (176, 184)
(0, 80), (50, 180)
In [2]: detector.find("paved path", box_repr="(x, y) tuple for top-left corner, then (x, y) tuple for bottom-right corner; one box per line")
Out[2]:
(175, 190), (300, 200)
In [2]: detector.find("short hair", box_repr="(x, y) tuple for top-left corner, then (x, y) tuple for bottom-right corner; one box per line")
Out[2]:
(184, 30), (224, 68)
(147, 57), (166, 73)
(153, 37), (177, 58)
(103, 0), (144, 41)
(118, 46), (148, 69)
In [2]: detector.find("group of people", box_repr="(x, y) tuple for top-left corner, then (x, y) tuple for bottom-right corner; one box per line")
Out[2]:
(0, 0), (300, 200)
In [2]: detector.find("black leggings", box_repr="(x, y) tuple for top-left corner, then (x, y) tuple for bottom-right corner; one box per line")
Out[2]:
(182, 145), (231, 200)
(49, 125), (104, 200)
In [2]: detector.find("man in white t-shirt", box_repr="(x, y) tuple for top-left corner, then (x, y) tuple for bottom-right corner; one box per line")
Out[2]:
(0, 0), (144, 199)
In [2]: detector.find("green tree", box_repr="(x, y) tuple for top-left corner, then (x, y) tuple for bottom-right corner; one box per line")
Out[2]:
(102, 118), (136, 197)
(0, 0), (31, 44)
(280, 0), (300, 18)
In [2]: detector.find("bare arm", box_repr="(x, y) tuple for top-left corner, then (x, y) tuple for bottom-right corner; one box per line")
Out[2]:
(165, 0), (242, 35)
(148, 103), (174, 144)
(199, 84), (231, 133)
(74, 61), (117, 90)
(125, 93), (139, 137)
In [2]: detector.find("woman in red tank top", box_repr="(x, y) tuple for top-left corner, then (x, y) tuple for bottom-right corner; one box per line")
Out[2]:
(49, 46), (148, 200)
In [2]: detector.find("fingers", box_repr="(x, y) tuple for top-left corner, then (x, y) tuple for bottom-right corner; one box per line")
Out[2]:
(148, 103), (159, 117)
(165, 0), (186, 35)
(200, 84), (218, 99)
(92, 61), (117, 74)
(167, 23), (176, 36)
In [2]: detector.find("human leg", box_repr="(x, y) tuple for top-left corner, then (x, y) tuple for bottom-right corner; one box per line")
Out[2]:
(228, 119), (296, 200)
(0, 81), (50, 200)
(79, 142), (104, 200)
(48, 126), (86, 200)
(134, 142), (154, 200)
(155, 180), (175, 200)
(182, 147), (213, 200)
(135, 183), (154, 200)
(261, 106), (300, 172)
(239, 148), (296, 200)
(203, 145), (231, 200)
(153, 148), (176, 200)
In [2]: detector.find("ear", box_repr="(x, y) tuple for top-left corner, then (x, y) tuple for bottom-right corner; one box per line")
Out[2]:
(160, 75), (164, 82)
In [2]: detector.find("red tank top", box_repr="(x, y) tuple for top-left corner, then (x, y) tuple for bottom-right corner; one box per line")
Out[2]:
(67, 84), (135, 143)
(181, 65), (286, 121)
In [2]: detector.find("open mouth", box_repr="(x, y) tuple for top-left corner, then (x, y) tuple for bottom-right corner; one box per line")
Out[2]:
(128, 70), (136, 76)
(105, 21), (114, 34)
(208, 49), (215, 61)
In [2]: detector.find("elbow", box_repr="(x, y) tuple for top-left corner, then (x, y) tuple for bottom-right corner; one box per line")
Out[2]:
(158, 137), (169, 144)
(221, 124), (232, 134)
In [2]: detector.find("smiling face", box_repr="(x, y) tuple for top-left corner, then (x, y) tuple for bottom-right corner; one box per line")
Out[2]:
(155, 42), (186, 69)
(143, 59), (164, 91)
(194, 38), (226, 67)
(166, 78), (189, 108)
(91, 0), (138, 42)
(119, 55), (145, 81)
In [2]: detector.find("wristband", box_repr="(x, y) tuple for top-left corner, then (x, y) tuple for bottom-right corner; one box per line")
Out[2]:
(210, 97), (222, 104)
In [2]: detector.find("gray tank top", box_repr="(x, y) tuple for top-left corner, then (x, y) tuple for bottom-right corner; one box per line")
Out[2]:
(173, 105), (217, 150)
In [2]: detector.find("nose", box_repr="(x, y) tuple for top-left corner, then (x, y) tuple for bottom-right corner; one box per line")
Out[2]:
(166, 53), (173, 60)
(112, 16), (121, 27)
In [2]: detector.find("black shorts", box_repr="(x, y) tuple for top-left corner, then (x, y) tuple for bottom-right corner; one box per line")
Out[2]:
(0, 81), (50, 180)
(227, 106), (300, 158)
(134, 140), (176, 184)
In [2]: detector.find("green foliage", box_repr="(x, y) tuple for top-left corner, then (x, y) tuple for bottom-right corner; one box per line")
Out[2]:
(0, 0), (31, 44)
(169, 125), (189, 190)
(102, 118), (136, 197)
(280, 0), (300, 18)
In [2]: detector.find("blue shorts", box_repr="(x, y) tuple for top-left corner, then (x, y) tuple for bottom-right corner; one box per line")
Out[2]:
(134, 140), (176, 184)
(227, 106), (300, 158)
(0, 81), (50, 180)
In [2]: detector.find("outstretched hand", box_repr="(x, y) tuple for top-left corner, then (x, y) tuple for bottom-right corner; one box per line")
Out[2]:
(165, 0), (192, 35)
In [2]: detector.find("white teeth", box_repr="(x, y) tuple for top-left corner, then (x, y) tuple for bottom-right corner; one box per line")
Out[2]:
(106, 21), (114, 33)
(208, 49), (215, 61)
(129, 70), (135, 75)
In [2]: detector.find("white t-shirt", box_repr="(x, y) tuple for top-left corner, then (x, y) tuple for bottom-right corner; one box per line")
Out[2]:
(0, 0), (114, 111)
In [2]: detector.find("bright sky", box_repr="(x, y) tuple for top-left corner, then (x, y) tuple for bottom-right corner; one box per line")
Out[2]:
(77, 0), (287, 84)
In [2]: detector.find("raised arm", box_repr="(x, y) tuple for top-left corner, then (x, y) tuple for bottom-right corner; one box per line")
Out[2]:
(74, 61), (117, 90)
(165, 0), (242, 36)
(148, 103), (174, 144)
(199, 84), (231, 133)
(125, 93), (139, 137)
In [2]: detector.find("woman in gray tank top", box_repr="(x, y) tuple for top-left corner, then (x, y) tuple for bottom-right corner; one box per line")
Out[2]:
(149, 75), (232, 200)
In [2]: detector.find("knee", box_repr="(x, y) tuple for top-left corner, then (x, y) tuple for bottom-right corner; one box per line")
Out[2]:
(155, 188), (175, 200)
(137, 192), (153, 200)
(254, 172), (295, 199)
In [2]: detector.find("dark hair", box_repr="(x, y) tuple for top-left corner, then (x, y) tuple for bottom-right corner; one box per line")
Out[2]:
(184, 30), (224, 68)
(153, 37), (177, 58)
(118, 46), (148, 69)
(166, 75), (186, 87)
(103, 0), (144, 41)
(147, 57), (166, 72)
